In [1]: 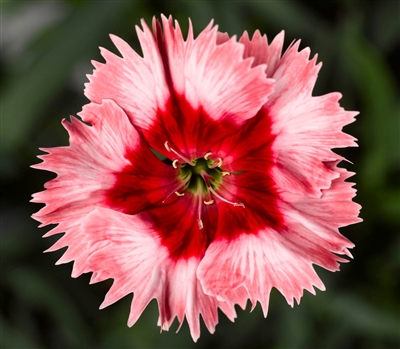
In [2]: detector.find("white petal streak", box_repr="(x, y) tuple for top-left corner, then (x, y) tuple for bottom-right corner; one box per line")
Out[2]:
(81, 208), (236, 342)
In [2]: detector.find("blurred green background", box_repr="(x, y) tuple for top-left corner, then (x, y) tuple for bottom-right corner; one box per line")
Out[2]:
(1, 1), (399, 348)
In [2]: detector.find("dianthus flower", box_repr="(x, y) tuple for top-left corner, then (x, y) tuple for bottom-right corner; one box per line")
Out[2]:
(32, 15), (362, 341)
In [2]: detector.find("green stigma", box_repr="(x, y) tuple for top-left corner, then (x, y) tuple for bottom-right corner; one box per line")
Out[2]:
(180, 158), (223, 195)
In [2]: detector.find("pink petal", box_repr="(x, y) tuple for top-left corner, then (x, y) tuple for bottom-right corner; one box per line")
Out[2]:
(281, 163), (362, 258)
(270, 92), (358, 197)
(85, 16), (274, 159)
(198, 228), (327, 315)
(235, 32), (358, 197)
(198, 165), (360, 314)
(264, 41), (358, 197)
(216, 32), (230, 45)
(239, 30), (285, 77)
(85, 22), (170, 131)
(32, 100), (178, 276)
(158, 15), (273, 124)
(81, 208), (237, 342)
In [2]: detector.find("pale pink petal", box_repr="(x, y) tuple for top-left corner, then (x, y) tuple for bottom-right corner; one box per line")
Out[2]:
(84, 21), (170, 131)
(270, 92), (358, 197)
(159, 15), (274, 124)
(239, 30), (285, 76)
(85, 16), (274, 135)
(216, 32), (230, 45)
(198, 229), (327, 315)
(236, 32), (358, 196)
(263, 42), (357, 196)
(81, 208), (237, 341)
(31, 100), (178, 276)
(198, 164), (360, 314)
(281, 163), (362, 258)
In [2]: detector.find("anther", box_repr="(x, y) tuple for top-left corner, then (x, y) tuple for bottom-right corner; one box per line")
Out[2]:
(209, 157), (223, 169)
(204, 199), (214, 205)
(204, 152), (213, 160)
(221, 171), (230, 176)
(164, 141), (171, 152)
(164, 141), (195, 166)
(172, 159), (179, 168)
(162, 178), (190, 203)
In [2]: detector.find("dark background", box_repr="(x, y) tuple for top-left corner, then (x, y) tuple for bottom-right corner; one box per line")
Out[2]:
(1, 1), (399, 348)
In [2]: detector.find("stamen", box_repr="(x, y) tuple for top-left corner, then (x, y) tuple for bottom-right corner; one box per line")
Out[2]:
(204, 152), (213, 160)
(221, 171), (230, 176)
(204, 199), (214, 205)
(164, 141), (194, 166)
(162, 178), (190, 203)
(164, 141), (171, 152)
(172, 159), (179, 168)
(197, 189), (203, 230)
(209, 187), (245, 208)
(209, 157), (222, 169)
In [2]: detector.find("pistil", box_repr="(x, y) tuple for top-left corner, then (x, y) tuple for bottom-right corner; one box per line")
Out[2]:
(199, 170), (214, 188)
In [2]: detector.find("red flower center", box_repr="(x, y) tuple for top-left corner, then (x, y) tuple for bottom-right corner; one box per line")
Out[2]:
(104, 101), (285, 260)
(163, 141), (244, 229)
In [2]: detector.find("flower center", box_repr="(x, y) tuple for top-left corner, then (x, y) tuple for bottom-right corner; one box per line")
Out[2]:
(163, 142), (244, 229)
(180, 157), (222, 194)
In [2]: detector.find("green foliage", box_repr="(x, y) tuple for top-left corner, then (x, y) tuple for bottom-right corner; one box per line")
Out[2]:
(1, 1), (399, 348)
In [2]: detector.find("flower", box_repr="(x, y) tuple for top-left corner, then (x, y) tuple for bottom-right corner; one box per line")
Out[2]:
(32, 15), (362, 341)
